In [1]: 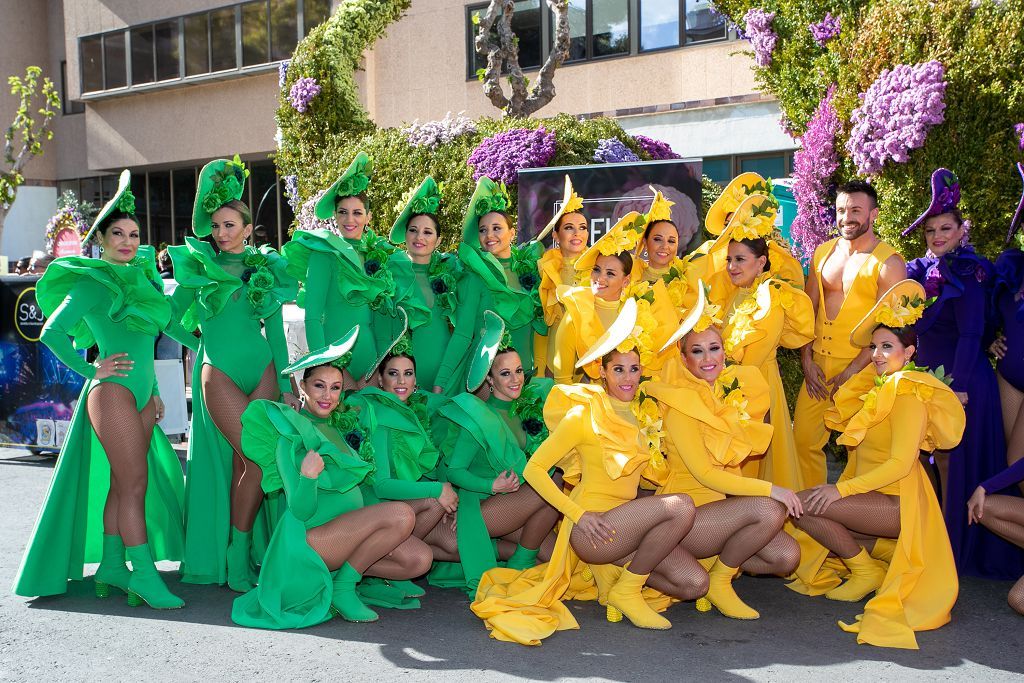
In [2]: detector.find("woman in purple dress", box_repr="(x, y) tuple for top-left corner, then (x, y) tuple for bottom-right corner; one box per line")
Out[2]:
(904, 168), (1023, 580)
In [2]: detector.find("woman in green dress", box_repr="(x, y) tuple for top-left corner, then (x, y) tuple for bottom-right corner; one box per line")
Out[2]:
(430, 311), (561, 594)
(233, 327), (433, 628)
(14, 171), (198, 609)
(387, 176), (462, 393)
(433, 178), (545, 393)
(169, 157), (299, 591)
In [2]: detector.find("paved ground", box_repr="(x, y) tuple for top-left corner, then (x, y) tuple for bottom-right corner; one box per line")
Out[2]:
(2, 446), (1022, 682)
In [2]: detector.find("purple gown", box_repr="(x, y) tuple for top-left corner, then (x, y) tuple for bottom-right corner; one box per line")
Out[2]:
(994, 249), (1024, 392)
(908, 247), (1024, 580)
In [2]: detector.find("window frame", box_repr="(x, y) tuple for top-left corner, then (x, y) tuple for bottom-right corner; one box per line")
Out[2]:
(465, 1), (545, 81)
(60, 60), (86, 115)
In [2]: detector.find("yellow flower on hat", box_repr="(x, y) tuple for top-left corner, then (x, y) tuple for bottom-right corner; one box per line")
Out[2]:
(720, 183), (750, 217)
(646, 190), (675, 224)
(563, 191), (584, 215)
(598, 226), (640, 256)
(693, 301), (723, 333)
(726, 197), (777, 242)
(874, 294), (926, 328)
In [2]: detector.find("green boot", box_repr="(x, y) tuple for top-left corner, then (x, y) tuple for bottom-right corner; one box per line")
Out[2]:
(387, 579), (425, 599)
(505, 545), (540, 571)
(357, 577), (420, 610)
(330, 563), (378, 622)
(94, 534), (132, 598)
(226, 526), (256, 593)
(126, 543), (184, 610)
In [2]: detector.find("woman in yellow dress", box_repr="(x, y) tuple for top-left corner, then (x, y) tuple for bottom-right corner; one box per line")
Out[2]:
(472, 299), (707, 645)
(535, 175), (589, 377)
(646, 285), (802, 620)
(702, 194), (814, 488)
(634, 188), (703, 311)
(788, 280), (965, 649)
(551, 212), (678, 384)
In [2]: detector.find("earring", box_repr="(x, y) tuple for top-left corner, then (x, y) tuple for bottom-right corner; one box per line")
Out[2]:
(98, 246), (105, 253)
(243, 238), (249, 246)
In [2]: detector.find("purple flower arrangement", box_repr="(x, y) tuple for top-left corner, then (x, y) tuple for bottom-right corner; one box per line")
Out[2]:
(467, 127), (557, 185)
(278, 60), (290, 88)
(289, 77), (321, 113)
(593, 138), (640, 164)
(790, 85), (840, 260)
(847, 61), (947, 175)
(1015, 122), (1024, 151)
(283, 174), (300, 212)
(809, 13), (841, 47)
(632, 134), (681, 160)
(295, 189), (337, 234)
(45, 207), (89, 254)
(403, 112), (477, 149)
(743, 8), (778, 67)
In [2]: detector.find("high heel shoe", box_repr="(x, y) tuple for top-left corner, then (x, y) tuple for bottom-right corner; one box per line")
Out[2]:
(94, 534), (131, 598)
(125, 543), (184, 610)
(605, 565), (671, 630)
(704, 559), (759, 619)
(826, 548), (886, 602)
(330, 563), (379, 623)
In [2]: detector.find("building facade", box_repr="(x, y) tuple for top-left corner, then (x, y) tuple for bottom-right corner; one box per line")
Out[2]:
(1, 0), (795, 259)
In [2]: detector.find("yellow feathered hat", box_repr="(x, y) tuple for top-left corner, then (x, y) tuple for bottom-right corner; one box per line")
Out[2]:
(536, 175), (585, 243)
(658, 281), (723, 351)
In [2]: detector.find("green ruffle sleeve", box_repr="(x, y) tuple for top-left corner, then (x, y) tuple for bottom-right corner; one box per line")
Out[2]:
(348, 387), (440, 484)
(283, 229), (395, 313)
(457, 242), (537, 331)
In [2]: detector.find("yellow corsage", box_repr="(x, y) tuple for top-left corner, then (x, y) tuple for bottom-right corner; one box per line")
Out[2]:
(874, 294), (929, 328)
(645, 189), (675, 224)
(714, 369), (751, 422)
(725, 196), (777, 242)
(563, 190), (584, 215)
(631, 381), (666, 466)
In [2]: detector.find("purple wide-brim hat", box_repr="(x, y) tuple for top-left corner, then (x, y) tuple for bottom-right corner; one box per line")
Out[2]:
(1008, 162), (1024, 244)
(903, 167), (961, 236)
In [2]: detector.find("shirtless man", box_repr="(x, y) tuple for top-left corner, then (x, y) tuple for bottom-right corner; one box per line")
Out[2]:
(794, 181), (906, 487)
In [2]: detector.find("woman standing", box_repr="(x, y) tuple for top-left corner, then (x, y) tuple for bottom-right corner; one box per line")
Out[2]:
(789, 280), (964, 649)
(15, 171), (197, 608)
(645, 285), (802, 620)
(634, 188), (703, 311)
(386, 176), (461, 393)
(170, 157), (299, 591)
(433, 178), (544, 392)
(232, 327), (431, 628)
(472, 300), (706, 645)
(904, 168), (1022, 580)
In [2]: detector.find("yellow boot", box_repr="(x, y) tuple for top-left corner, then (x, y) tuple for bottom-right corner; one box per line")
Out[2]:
(606, 566), (671, 630)
(705, 559), (759, 620)
(826, 548), (886, 602)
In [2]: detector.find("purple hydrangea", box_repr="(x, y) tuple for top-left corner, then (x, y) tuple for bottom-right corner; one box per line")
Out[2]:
(594, 138), (640, 164)
(632, 134), (681, 160)
(283, 174), (299, 211)
(790, 85), (840, 260)
(289, 77), (321, 114)
(1015, 122), (1024, 151)
(809, 13), (841, 47)
(743, 8), (777, 67)
(403, 112), (477, 149)
(278, 59), (290, 88)
(467, 127), (557, 185)
(295, 189), (337, 234)
(847, 61), (947, 176)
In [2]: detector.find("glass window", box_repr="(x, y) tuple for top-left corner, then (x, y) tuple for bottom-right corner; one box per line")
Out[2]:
(303, 0), (331, 35)
(129, 174), (150, 244)
(148, 171), (173, 248)
(81, 37), (104, 93)
(469, 1), (544, 77)
(155, 21), (180, 81)
(564, 0), (587, 61)
(702, 157), (732, 185)
(685, 0), (726, 43)
(103, 32), (127, 89)
(60, 61), (85, 114)
(131, 26), (155, 85)
(58, 179), (81, 199)
(185, 14), (210, 76)
(242, 1), (270, 66)
(210, 7), (237, 71)
(270, 0), (298, 61)
(172, 168), (198, 246)
(80, 177), (104, 207)
(100, 175), (120, 203)
(593, 0), (630, 57)
(249, 161), (280, 249)
(740, 154), (787, 179)
(640, 0), (680, 51)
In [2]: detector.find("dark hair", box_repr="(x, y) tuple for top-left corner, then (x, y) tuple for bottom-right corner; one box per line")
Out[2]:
(555, 211), (586, 232)
(302, 363), (346, 382)
(96, 210), (139, 236)
(876, 324), (918, 352)
(643, 218), (677, 241)
(601, 348), (641, 368)
(488, 348), (521, 376)
(214, 199), (252, 226)
(335, 191), (370, 212)
(380, 353), (417, 375)
(594, 250), (633, 275)
(837, 180), (879, 208)
(407, 213), (442, 239)
(927, 208), (964, 227)
(730, 237), (772, 273)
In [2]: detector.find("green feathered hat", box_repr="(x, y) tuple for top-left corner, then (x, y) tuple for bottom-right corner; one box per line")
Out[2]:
(390, 176), (441, 244)
(466, 310), (515, 392)
(192, 155), (249, 237)
(361, 307), (413, 381)
(83, 169), (135, 246)
(461, 177), (512, 246)
(315, 151), (373, 221)
(282, 326), (360, 377)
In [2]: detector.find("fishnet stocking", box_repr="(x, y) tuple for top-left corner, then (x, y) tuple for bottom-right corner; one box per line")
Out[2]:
(404, 497), (446, 540)
(741, 531), (801, 576)
(201, 363), (279, 531)
(795, 491), (900, 559)
(88, 383), (156, 546)
(977, 495), (1024, 615)
(680, 497), (787, 568)
(364, 536), (434, 580)
(421, 515), (459, 561)
(997, 374), (1024, 495)
(305, 501), (415, 572)
(480, 484), (560, 549)
(1009, 576), (1024, 616)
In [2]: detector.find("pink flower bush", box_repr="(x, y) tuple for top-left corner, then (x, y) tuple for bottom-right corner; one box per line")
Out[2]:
(743, 9), (777, 67)
(289, 77), (321, 113)
(847, 61), (947, 175)
(809, 13), (841, 47)
(632, 134), (681, 160)
(467, 127), (557, 185)
(790, 85), (840, 260)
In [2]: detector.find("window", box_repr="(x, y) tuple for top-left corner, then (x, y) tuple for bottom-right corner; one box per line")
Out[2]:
(303, 0), (331, 34)
(740, 154), (788, 179)
(172, 168), (198, 245)
(703, 153), (793, 186)
(80, 36), (103, 93)
(148, 171), (173, 248)
(685, 0), (726, 44)
(210, 7), (238, 72)
(60, 61), (85, 114)
(129, 173), (150, 243)
(242, 1), (270, 66)
(639, 0), (679, 51)
(467, 1), (543, 78)
(271, 0), (298, 61)
(184, 14), (210, 76)
(103, 32), (127, 89)
(155, 21), (181, 81)
(564, 0), (587, 61)
(702, 157), (731, 185)
(131, 26), (155, 85)
(250, 161), (280, 247)
(592, 0), (629, 57)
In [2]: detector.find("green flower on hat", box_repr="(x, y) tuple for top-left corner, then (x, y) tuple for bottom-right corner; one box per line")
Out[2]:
(336, 172), (370, 199)
(499, 329), (514, 352)
(331, 351), (354, 371)
(116, 188), (136, 214)
(315, 151), (374, 221)
(390, 176), (442, 244)
(193, 155), (250, 237)
(473, 186), (511, 218)
(410, 194), (440, 215)
(392, 333), (413, 357)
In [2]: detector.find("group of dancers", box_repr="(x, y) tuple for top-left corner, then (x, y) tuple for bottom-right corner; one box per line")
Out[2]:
(11, 150), (1024, 651)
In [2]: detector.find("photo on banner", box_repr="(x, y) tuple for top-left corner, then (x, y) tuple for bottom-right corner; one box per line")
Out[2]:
(517, 159), (704, 254)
